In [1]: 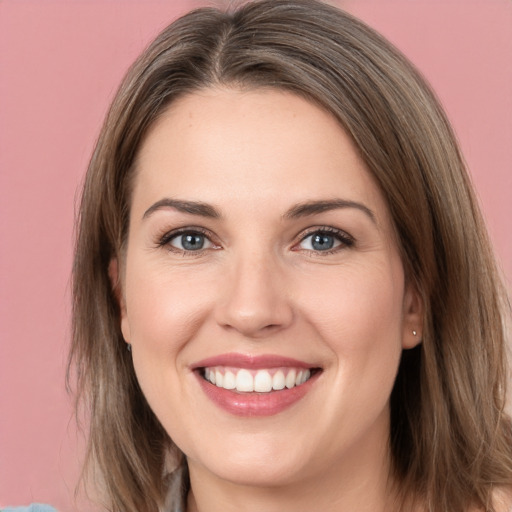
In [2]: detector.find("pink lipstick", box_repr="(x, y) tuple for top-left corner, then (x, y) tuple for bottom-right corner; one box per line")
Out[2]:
(191, 353), (321, 416)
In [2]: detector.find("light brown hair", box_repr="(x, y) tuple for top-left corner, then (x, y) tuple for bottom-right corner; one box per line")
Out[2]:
(69, 1), (512, 510)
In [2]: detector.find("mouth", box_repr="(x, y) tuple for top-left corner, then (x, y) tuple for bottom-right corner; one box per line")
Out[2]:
(201, 366), (320, 393)
(191, 354), (323, 416)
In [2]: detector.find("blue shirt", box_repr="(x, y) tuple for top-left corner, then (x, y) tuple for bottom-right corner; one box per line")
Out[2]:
(2, 506), (56, 512)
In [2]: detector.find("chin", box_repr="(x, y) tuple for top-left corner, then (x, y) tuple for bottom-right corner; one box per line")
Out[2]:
(199, 456), (305, 488)
(186, 432), (314, 488)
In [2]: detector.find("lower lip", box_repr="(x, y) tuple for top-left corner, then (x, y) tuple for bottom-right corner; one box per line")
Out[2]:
(195, 371), (320, 417)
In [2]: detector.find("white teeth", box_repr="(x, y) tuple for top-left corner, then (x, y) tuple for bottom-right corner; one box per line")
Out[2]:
(223, 370), (236, 390)
(215, 369), (223, 387)
(254, 370), (273, 392)
(236, 369), (254, 392)
(285, 369), (296, 389)
(204, 366), (314, 392)
(272, 370), (286, 390)
(295, 369), (311, 385)
(205, 368), (216, 385)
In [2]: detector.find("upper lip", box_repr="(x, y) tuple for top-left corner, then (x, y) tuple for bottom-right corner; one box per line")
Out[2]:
(191, 353), (319, 370)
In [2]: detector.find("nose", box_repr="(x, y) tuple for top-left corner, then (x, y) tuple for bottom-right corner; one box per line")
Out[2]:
(214, 251), (294, 338)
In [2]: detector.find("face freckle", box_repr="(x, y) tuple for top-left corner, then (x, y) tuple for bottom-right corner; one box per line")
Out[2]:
(119, 87), (422, 492)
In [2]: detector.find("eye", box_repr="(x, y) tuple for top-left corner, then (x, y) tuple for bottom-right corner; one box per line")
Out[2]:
(160, 229), (217, 253)
(170, 232), (211, 251)
(297, 228), (354, 253)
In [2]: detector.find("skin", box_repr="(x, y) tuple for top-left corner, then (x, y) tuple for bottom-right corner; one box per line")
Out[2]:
(116, 88), (423, 512)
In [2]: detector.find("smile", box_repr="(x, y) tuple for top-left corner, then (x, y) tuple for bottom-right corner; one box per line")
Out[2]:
(203, 366), (312, 392)
(192, 354), (322, 416)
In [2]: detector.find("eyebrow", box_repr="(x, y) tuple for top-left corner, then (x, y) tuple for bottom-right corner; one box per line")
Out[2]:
(143, 199), (221, 219)
(142, 197), (375, 223)
(283, 199), (376, 223)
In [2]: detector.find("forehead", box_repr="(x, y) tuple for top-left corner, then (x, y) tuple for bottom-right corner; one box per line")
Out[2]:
(132, 87), (389, 223)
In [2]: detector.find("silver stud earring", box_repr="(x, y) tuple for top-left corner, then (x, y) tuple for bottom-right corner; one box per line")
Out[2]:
(412, 330), (417, 337)
(127, 343), (132, 352)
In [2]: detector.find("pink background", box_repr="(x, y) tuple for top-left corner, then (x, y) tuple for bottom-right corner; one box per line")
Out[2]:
(1, 1), (510, 509)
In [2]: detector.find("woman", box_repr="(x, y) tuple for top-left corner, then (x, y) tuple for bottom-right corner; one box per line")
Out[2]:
(69, 0), (512, 511)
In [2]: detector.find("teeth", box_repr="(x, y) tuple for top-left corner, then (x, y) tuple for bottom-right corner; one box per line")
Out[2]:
(272, 370), (285, 390)
(205, 368), (216, 385)
(203, 367), (313, 392)
(254, 370), (272, 392)
(236, 369), (254, 392)
(285, 369), (296, 389)
(223, 370), (236, 390)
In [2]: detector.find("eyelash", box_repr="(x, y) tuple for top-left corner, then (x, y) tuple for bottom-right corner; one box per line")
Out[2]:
(157, 227), (218, 255)
(294, 226), (355, 256)
(156, 226), (355, 256)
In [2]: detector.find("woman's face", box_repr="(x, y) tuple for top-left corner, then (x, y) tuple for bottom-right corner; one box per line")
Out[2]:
(118, 88), (421, 489)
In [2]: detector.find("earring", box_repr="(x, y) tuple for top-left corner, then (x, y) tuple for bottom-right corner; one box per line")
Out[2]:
(127, 343), (132, 352)
(412, 330), (417, 337)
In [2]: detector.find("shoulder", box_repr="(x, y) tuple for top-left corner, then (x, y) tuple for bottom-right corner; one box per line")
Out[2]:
(1, 506), (57, 512)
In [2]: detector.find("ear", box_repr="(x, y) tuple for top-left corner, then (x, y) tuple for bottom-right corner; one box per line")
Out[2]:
(401, 282), (423, 349)
(108, 258), (131, 344)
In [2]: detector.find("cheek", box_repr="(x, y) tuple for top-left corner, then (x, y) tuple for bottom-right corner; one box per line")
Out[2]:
(122, 265), (214, 439)
(300, 260), (404, 346)
(298, 257), (405, 413)
(123, 255), (213, 346)
(299, 261), (405, 443)
(121, 259), (213, 399)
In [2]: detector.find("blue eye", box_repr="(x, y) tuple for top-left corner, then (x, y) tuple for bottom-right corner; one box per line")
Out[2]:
(168, 231), (214, 251)
(298, 229), (353, 252)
